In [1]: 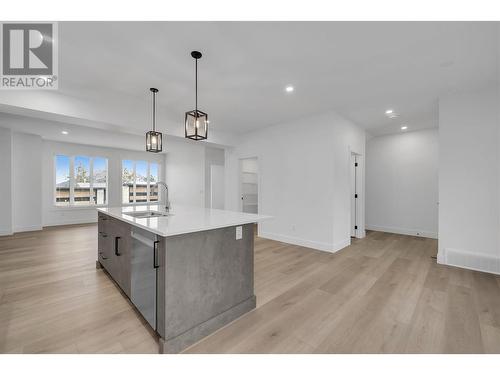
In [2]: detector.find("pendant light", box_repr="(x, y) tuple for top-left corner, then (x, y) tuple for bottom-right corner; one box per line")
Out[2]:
(185, 51), (208, 141)
(146, 88), (162, 153)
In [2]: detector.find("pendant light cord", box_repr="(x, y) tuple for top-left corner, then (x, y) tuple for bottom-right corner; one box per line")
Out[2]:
(152, 90), (156, 132)
(195, 57), (198, 113)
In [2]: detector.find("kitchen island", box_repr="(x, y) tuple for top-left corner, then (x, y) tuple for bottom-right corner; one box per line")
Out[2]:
(96, 204), (269, 354)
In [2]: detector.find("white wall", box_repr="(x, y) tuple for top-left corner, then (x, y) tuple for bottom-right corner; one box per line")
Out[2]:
(12, 132), (43, 232)
(225, 111), (365, 253)
(204, 147), (225, 208)
(42, 140), (165, 226)
(165, 138), (206, 208)
(209, 165), (225, 209)
(438, 86), (500, 274)
(366, 128), (439, 238)
(0, 127), (12, 235)
(0, 128), (43, 234)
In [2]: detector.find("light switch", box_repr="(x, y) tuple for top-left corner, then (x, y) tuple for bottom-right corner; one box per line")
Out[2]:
(236, 226), (242, 240)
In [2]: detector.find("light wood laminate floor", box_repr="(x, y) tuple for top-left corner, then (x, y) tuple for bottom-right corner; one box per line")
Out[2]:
(1, 224), (500, 353)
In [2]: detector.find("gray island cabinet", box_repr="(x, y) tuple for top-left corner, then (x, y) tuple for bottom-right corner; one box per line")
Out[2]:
(96, 205), (269, 353)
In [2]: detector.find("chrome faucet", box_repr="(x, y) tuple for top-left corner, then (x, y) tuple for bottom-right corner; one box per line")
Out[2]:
(156, 181), (170, 212)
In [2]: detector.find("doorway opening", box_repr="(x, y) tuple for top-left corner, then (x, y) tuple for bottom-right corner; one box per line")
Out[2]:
(239, 157), (259, 214)
(210, 165), (225, 209)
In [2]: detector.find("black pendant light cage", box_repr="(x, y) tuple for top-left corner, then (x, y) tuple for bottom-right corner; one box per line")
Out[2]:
(146, 88), (163, 152)
(185, 109), (208, 141)
(185, 51), (208, 141)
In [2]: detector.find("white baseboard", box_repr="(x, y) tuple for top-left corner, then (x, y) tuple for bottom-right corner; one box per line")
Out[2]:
(258, 231), (333, 252)
(0, 229), (13, 237)
(43, 218), (97, 227)
(13, 225), (42, 233)
(438, 247), (500, 275)
(333, 238), (351, 253)
(258, 231), (350, 254)
(365, 224), (437, 239)
(436, 250), (446, 265)
(2, 221), (95, 236)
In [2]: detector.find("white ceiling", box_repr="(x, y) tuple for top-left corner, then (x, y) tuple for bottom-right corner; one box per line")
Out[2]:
(1, 21), (498, 140)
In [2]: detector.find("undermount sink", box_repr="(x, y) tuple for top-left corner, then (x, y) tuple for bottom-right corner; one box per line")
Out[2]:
(124, 210), (172, 219)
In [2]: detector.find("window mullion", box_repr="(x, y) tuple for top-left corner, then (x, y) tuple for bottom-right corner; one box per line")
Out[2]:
(69, 156), (75, 205)
(147, 162), (151, 203)
(89, 157), (94, 205)
(133, 161), (137, 203)
(105, 158), (108, 205)
(53, 155), (57, 205)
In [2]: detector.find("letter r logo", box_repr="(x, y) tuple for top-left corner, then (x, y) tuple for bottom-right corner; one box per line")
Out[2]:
(2, 23), (53, 75)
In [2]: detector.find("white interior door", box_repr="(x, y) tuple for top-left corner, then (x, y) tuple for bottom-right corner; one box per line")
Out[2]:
(210, 165), (225, 209)
(240, 157), (258, 214)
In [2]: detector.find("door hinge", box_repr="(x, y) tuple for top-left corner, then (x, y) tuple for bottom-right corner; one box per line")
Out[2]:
(355, 194), (358, 198)
(354, 225), (358, 230)
(355, 162), (358, 167)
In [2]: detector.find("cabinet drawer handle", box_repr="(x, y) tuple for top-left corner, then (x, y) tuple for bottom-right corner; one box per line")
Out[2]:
(99, 252), (108, 260)
(99, 231), (108, 238)
(115, 237), (121, 256)
(153, 240), (159, 269)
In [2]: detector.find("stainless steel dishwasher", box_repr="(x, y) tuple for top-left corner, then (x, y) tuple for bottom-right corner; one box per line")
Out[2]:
(130, 227), (159, 330)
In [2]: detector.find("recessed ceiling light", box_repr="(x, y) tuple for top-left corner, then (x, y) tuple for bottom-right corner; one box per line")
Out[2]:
(285, 85), (294, 93)
(401, 126), (408, 130)
(61, 130), (68, 135)
(385, 109), (399, 119)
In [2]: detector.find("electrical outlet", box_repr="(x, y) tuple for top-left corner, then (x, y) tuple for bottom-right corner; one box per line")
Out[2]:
(236, 226), (242, 240)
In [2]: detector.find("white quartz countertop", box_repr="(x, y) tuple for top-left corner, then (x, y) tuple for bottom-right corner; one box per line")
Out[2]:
(97, 205), (271, 237)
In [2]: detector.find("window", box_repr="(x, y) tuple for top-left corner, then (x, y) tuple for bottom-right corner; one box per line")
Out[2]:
(74, 156), (90, 205)
(122, 160), (160, 204)
(93, 157), (107, 205)
(55, 155), (70, 205)
(55, 155), (108, 206)
(149, 163), (159, 202)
